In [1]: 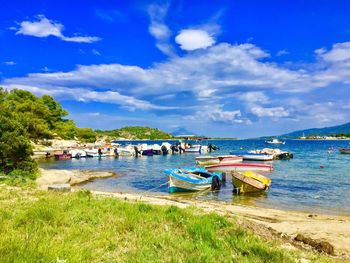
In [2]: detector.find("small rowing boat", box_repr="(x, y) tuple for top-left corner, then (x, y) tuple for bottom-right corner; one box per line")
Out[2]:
(205, 162), (273, 172)
(164, 167), (224, 193)
(231, 170), (271, 194)
(196, 155), (242, 165)
(230, 151), (274, 161)
(339, 148), (350, 154)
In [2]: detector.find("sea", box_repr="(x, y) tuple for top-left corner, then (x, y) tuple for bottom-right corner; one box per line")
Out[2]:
(39, 139), (350, 216)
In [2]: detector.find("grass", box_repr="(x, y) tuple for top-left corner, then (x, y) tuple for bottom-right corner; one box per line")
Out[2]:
(0, 188), (335, 263)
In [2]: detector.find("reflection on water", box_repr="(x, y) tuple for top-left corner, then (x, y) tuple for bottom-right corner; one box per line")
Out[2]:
(39, 139), (350, 215)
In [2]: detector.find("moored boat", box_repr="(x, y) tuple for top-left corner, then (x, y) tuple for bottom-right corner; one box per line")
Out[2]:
(230, 151), (274, 161)
(265, 138), (285, 144)
(69, 149), (87, 158)
(196, 155), (243, 165)
(54, 153), (72, 160)
(185, 144), (208, 153)
(339, 148), (350, 154)
(164, 167), (224, 193)
(231, 170), (271, 194)
(205, 162), (273, 172)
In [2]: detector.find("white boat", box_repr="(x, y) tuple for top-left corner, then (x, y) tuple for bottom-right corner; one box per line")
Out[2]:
(205, 162), (273, 172)
(84, 149), (107, 157)
(185, 144), (208, 153)
(265, 138), (285, 144)
(230, 151), (274, 161)
(69, 149), (87, 158)
(118, 145), (136, 156)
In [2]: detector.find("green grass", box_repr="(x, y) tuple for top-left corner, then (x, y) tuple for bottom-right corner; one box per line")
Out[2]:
(0, 188), (334, 263)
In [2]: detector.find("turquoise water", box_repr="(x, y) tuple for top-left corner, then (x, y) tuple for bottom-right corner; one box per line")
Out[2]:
(39, 140), (350, 215)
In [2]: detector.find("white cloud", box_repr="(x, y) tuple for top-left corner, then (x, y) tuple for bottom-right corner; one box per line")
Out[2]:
(175, 29), (215, 51)
(3, 84), (175, 111)
(3, 61), (16, 66)
(147, 3), (175, 56)
(92, 49), (101, 56)
(14, 15), (100, 43)
(236, 91), (269, 104)
(276, 49), (289, 56)
(317, 42), (350, 62)
(251, 106), (290, 118)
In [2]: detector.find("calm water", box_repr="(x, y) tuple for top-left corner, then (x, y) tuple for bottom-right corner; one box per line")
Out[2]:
(39, 140), (350, 215)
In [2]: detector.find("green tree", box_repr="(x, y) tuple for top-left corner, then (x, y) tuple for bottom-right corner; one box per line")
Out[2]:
(0, 105), (37, 174)
(41, 95), (68, 130)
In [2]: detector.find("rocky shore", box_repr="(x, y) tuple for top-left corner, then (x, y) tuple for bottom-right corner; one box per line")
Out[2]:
(36, 168), (116, 190)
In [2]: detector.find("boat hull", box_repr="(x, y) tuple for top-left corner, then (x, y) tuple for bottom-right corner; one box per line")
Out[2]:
(231, 171), (271, 193)
(339, 148), (350, 154)
(206, 163), (273, 172)
(168, 175), (211, 193)
(164, 167), (223, 193)
(196, 156), (243, 166)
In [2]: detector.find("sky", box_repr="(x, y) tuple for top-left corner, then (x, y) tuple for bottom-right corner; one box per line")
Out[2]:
(1, 0), (350, 138)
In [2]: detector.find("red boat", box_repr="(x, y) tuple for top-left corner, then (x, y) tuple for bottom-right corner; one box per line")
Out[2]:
(54, 153), (72, 160)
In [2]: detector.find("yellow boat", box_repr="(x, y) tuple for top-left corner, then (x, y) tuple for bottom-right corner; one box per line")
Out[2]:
(231, 170), (271, 194)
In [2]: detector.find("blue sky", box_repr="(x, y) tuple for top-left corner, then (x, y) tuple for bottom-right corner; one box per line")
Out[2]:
(1, 0), (350, 138)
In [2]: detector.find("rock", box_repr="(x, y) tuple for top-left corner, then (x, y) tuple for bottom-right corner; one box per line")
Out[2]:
(48, 184), (71, 192)
(37, 168), (116, 190)
(294, 234), (335, 255)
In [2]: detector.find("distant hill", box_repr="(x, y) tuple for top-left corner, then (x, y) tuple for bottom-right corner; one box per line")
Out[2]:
(281, 122), (350, 138)
(171, 127), (196, 136)
(96, 126), (173, 140)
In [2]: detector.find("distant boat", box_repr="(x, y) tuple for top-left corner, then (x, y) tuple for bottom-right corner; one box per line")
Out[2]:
(185, 144), (208, 153)
(164, 167), (224, 193)
(339, 148), (350, 154)
(69, 149), (87, 158)
(231, 170), (271, 194)
(54, 153), (72, 160)
(230, 151), (274, 161)
(205, 162), (273, 172)
(196, 155), (242, 166)
(265, 138), (285, 144)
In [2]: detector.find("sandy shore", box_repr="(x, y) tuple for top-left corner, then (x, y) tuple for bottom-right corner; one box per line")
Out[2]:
(36, 168), (350, 258)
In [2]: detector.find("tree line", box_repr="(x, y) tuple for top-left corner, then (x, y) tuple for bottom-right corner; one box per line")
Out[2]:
(0, 88), (96, 176)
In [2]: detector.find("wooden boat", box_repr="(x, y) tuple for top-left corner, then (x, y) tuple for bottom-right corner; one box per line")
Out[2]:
(339, 148), (350, 154)
(265, 138), (285, 144)
(54, 153), (72, 160)
(164, 167), (224, 193)
(196, 155), (242, 165)
(231, 170), (271, 193)
(205, 162), (273, 172)
(230, 151), (273, 161)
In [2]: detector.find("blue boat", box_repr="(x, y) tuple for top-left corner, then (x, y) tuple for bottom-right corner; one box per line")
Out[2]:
(164, 167), (224, 193)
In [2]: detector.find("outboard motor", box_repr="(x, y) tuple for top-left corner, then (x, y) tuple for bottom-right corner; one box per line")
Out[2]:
(161, 145), (168, 155)
(134, 146), (141, 157)
(114, 148), (119, 157)
(170, 145), (176, 154)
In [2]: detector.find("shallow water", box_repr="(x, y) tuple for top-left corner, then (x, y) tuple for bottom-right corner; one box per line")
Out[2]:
(39, 139), (350, 215)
